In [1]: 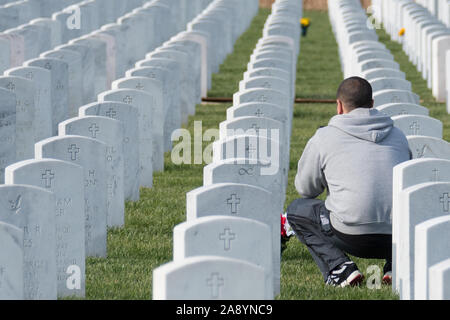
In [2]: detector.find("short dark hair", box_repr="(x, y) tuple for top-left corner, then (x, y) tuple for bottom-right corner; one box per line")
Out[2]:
(336, 77), (373, 109)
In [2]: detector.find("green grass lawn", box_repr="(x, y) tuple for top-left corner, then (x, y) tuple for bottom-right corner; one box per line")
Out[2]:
(83, 8), (448, 300)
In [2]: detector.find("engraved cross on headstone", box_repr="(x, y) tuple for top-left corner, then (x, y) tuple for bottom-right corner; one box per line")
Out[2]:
(123, 96), (133, 104)
(206, 273), (224, 299)
(41, 170), (55, 188)
(106, 108), (117, 119)
(440, 193), (450, 212)
(219, 228), (236, 251)
(68, 144), (80, 161)
(136, 82), (144, 90)
(227, 194), (241, 214)
(89, 123), (100, 138)
(6, 82), (15, 91)
(255, 109), (264, 117)
(409, 121), (420, 135)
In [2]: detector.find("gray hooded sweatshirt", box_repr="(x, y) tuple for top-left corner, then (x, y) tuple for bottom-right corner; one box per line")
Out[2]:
(294, 108), (411, 235)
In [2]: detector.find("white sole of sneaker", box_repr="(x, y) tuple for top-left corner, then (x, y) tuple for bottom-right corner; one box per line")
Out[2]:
(340, 271), (364, 287)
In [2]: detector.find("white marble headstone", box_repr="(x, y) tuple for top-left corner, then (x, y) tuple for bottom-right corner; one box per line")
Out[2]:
(374, 89), (420, 107)
(227, 102), (288, 126)
(0, 185), (56, 300)
(213, 134), (283, 183)
(41, 49), (83, 118)
(111, 77), (166, 153)
(407, 136), (450, 159)
(429, 258), (450, 300)
(5, 66), (52, 142)
(431, 35), (450, 102)
(392, 115), (443, 138)
(173, 216), (273, 299)
(131, 62), (181, 151)
(186, 183), (280, 294)
(26, 58), (69, 135)
(219, 116), (288, 177)
(376, 103), (429, 117)
(0, 88), (16, 183)
(5, 159), (86, 298)
(358, 59), (400, 73)
(0, 222), (23, 300)
(398, 182), (450, 300)
(0, 37), (10, 73)
(447, 49), (450, 114)
(36, 135), (108, 258)
(153, 256), (267, 300)
(369, 77), (412, 92)
(233, 88), (291, 118)
(57, 43), (96, 105)
(59, 116), (125, 228)
(70, 36), (108, 97)
(204, 158), (284, 212)
(79, 102), (140, 202)
(415, 215), (450, 300)
(0, 76), (36, 161)
(363, 68), (406, 81)
(99, 89), (154, 186)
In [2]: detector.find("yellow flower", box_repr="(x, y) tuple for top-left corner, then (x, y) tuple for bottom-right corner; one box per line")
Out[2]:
(301, 18), (310, 27)
(399, 28), (405, 36)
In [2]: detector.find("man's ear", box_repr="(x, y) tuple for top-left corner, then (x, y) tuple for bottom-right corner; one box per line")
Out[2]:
(336, 99), (344, 115)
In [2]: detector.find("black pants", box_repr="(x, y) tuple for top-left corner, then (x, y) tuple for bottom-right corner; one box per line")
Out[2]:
(286, 198), (392, 281)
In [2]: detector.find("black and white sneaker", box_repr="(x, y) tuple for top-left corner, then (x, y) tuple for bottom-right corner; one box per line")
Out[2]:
(325, 262), (364, 287)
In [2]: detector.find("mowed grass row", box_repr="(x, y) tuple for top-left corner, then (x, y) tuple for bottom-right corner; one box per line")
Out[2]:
(281, 10), (398, 300)
(280, 11), (448, 299)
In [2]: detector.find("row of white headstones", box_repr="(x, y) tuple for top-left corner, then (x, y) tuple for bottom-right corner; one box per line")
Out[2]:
(370, 0), (450, 300)
(0, 0), (233, 300)
(152, 0), (302, 300)
(329, 0), (450, 300)
(0, 0), (78, 34)
(371, 0), (450, 113)
(0, 0), (206, 175)
(0, 0), (209, 39)
(0, 0), (168, 73)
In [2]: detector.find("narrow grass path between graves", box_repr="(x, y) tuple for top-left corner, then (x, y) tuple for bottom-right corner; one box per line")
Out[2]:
(82, 8), (272, 300)
(281, 10), (399, 300)
(82, 9), (449, 300)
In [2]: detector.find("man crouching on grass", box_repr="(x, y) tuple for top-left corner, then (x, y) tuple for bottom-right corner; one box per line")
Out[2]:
(282, 77), (411, 287)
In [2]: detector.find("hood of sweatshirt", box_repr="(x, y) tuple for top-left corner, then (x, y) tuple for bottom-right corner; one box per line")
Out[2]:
(328, 108), (394, 143)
